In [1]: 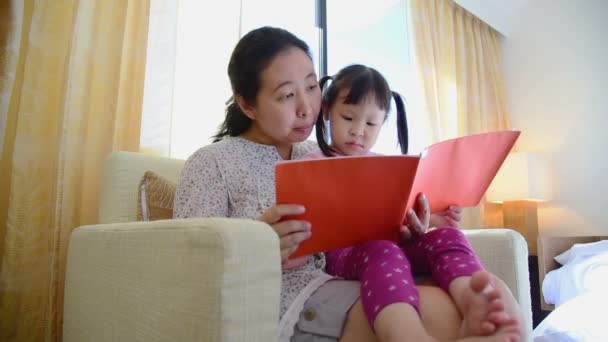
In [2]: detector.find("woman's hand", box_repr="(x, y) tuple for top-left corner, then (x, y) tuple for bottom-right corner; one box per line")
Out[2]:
(430, 206), (463, 229)
(399, 193), (430, 243)
(257, 204), (311, 268)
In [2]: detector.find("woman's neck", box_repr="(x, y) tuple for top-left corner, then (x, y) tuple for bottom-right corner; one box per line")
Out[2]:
(240, 129), (293, 160)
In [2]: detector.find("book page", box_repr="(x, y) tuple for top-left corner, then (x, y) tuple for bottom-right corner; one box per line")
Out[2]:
(407, 130), (520, 213)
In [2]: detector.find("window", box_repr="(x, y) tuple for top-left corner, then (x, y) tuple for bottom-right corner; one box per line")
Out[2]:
(168, 0), (241, 159)
(327, 0), (429, 154)
(140, 0), (429, 158)
(241, 0), (320, 74)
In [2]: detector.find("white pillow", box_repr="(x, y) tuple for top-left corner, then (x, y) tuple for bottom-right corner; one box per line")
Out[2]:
(554, 240), (608, 265)
(543, 251), (608, 306)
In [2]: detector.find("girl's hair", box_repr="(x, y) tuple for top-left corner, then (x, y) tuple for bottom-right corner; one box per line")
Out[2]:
(315, 64), (409, 157)
(213, 27), (313, 142)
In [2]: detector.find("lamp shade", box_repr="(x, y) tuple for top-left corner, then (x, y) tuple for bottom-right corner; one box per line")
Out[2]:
(486, 152), (551, 202)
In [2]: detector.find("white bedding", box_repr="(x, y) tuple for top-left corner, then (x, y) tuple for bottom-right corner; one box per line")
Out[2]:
(533, 240), (608, 341)
(532, 292), (608, 341)
(542, 241), (608, 307)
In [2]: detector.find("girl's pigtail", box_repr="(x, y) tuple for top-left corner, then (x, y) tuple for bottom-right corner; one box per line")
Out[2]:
(316, 76), (337, 157)
(392, 91), (409, 155)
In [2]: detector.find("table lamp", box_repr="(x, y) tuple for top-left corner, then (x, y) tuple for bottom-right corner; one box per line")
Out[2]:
(485, 152), (551, 255)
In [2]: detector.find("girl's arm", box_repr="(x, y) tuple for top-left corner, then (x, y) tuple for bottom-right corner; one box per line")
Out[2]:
(429, 206), (463, 229)
(400, 193), (431, 242)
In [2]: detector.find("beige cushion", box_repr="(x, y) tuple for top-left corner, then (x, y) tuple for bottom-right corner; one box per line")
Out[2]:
(137, 171), (176, 221)
(99, 151), (184, 224)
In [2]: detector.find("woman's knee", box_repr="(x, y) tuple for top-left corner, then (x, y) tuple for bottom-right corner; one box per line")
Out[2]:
(417, 285), (461, 339)
(339, 299), (378, 341)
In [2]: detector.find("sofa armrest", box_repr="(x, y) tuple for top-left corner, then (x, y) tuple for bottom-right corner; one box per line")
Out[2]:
(464, 228), (533, 339)
(63, 218), (281, 342)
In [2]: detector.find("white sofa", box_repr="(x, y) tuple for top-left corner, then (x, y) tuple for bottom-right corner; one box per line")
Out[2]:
(63, 151), (533, 341)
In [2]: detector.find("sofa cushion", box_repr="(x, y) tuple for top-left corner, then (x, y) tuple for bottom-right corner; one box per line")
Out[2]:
(100, 152), (184, 224)
(137, 171), (176, 221)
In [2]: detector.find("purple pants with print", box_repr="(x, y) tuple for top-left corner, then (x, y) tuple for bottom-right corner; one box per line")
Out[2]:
(325, 227), (483, 327)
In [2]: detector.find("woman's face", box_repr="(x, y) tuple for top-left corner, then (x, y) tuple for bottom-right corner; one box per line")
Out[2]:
(239, 47), (321, 147)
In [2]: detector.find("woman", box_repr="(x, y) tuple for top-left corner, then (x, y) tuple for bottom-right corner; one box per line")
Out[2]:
(174, 26), (521, 342)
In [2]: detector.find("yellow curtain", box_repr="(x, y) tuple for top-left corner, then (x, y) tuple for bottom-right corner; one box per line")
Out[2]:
(0, 1), (150, 340)
(409, 0), (511, 227)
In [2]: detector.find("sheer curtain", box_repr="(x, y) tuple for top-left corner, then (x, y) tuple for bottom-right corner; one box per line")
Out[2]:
(139, 0), (178, 156)
(139, 0), (240, 158)
(409, 0), (511, 227)
(0, 1), (150, 340)
(409, 0), (510, 140)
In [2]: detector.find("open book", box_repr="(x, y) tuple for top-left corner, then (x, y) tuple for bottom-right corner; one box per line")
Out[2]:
(276, 130), (520, 258)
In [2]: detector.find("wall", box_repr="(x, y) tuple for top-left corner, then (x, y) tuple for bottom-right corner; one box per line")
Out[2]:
(501, 0), (608, 235)
(452, 0), (530, 36)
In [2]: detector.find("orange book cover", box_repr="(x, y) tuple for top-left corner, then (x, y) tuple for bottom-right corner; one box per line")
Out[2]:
(276, 130), (520, 258)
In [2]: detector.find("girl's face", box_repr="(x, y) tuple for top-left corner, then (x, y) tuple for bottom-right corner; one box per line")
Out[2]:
(239, 47), (321, 150)
(327, 90), (386, 156)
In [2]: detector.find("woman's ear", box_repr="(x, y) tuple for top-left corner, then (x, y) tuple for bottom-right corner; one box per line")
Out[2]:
(236, 95), (256, 120)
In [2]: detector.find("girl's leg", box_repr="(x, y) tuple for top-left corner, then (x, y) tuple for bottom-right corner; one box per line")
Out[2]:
(338, 298), (441, 342)
(403, 227), (483, 289)
(486, 274), (527, 341)
(328, 238), (522, 341)
(339, 295), (520, 342)
(404, 227), (520, 337)
(418, 284), (462, 340)
(325, 247), (355, 277)
(327, 241), (420, 326)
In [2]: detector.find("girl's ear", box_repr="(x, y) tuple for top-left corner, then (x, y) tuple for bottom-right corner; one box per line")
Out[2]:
(236, 95), (256, 120)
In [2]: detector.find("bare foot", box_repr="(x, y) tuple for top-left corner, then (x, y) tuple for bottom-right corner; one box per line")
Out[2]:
(455, 271), (515, 337)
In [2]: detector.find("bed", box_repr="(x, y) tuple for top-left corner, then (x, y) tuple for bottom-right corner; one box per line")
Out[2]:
(532, 236), (608, 341)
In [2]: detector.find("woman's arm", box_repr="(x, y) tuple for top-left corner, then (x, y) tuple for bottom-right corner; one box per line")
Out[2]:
(174, 149), (229, 218)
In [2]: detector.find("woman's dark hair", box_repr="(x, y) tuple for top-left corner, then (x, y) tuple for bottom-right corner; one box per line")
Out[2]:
(315, 64), (408, 156)
(213, 27), (313, 142)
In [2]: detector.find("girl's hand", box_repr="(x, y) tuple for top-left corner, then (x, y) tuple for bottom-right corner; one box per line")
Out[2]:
(400, 193), (430, 243)
(257, 204), (311, 268)
(430, 205), (463, 228)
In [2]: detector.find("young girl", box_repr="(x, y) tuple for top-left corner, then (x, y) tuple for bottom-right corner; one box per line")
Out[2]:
(307, 64), (520, 339)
